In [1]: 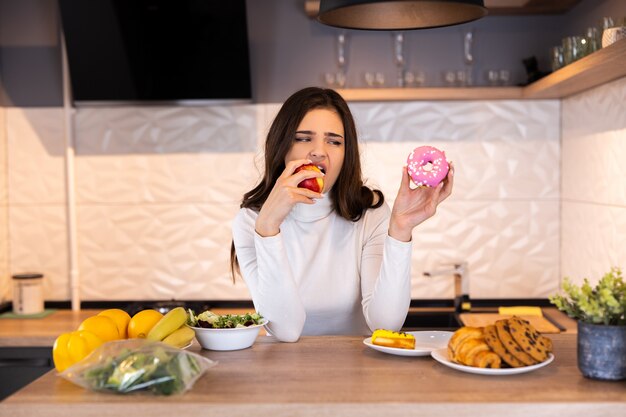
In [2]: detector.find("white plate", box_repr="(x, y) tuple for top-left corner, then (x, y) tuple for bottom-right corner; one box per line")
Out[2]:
(363, 331), (453, 357)
(430, 348), (554, 375)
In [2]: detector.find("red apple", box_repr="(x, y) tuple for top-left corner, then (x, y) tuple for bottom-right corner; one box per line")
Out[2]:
(294, 164), (324, 193)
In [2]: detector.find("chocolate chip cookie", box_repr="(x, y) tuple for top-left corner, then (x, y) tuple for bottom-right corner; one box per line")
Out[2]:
(484, 324), (525, 368)
(508, 316), (550, 362)
(495, 319), (537, 366)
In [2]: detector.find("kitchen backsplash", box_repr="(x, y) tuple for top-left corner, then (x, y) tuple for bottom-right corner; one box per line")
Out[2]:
(0, 106), (7, 302)
(1, 93), (566, 303)
(2, 77), (624, 303)
(561, 76), (626, 285)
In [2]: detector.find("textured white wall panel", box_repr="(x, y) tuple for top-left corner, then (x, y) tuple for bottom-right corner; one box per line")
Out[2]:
(562, 77), (626, 206)
(356, 100), (560, 299)
(561, 76), (626, 284)
(77, 203), (250, 300)
(76, 153), (260, 205)
(360, 136), (559, 202)
(561, 201), (626, 286)
(6, 108), (68, 301)
(351, 101), (559, 144)
(75, 106), (263, 205)
(7, 108), (65, 204)
(408, 201), (560, 299)
(75, 106), (259, 154)
(8, 205), (68, 300)
(0, 107), (8, 302)
(4, 99), (562, 302)
(0, 107), (6, 206)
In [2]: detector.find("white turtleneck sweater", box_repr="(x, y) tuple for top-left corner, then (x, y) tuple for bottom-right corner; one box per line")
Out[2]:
(232, 195), (412, 341)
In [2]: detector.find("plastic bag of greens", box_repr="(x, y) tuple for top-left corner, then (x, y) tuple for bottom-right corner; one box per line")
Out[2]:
(59, 339), (216, 395)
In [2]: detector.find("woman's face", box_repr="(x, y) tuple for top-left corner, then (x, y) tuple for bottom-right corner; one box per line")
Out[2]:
(285, 108), (345, 193)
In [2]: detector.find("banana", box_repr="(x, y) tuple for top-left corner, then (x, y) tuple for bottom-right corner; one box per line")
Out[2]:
(162, 325), (195, 348)
(147, 307), (188, 341)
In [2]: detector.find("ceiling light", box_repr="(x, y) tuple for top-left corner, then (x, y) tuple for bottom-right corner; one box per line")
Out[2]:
(317, 0), (488, 30)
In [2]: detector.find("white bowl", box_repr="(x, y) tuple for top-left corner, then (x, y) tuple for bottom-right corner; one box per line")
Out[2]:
(189, 319), (268, 351)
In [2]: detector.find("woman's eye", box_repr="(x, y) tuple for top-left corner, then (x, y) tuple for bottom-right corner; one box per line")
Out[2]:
(295, 136), (311, 142)
(328, 139), (343, 146)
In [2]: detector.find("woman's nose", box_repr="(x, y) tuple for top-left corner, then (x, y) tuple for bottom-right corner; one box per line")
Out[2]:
(308, 140), (327, 159)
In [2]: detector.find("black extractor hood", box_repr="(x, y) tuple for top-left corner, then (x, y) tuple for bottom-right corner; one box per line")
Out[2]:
(59, 0), (252, 106)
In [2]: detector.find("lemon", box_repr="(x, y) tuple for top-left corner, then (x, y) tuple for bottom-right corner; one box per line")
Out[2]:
(78, 315), (120, 342)
(98, 308), (131, 339)
(127, 309), (163, 339)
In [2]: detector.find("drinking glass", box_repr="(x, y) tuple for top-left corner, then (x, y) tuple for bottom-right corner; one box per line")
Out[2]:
(456, 70), (467, 87)
(585, 27), (601, 54)
(375, 72), (385, 87)
(550, 46), (564, 72)
(562, 36), (586, 65)
(442, 70), (456, 87)
(498, 69), (510, 86)
(485, 70), (499, 86)
(414, 71), (425, 87)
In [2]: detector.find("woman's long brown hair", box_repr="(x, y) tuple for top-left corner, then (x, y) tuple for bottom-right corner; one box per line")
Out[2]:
(230, 87), (383, 281)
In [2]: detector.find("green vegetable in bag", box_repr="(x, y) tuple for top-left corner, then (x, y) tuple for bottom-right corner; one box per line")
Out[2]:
(60, 339), (216, 395)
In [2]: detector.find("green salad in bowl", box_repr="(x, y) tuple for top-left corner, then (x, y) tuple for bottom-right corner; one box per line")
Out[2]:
(187, 310), (265, 329)
(186, 310), (267, 351)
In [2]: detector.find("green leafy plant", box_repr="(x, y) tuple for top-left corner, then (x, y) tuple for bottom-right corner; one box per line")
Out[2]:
(550, 267), (626, 326)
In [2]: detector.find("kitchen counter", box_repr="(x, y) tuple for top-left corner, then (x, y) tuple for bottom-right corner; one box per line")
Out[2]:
(0, 308), (260, 347)
(1, 333), (625, 417)
(0, 307), (578, 348)
(0, 307), (576, 347)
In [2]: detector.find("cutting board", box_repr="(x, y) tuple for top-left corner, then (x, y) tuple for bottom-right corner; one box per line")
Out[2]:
(459, 313), (561, 333)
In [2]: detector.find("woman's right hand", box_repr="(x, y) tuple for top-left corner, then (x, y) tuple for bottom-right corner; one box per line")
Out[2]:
(255, 159), (324, 237)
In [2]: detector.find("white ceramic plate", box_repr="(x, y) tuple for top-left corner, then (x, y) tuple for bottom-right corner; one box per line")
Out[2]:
(363, 331), (453, 357)
(430, 348), (554, 375)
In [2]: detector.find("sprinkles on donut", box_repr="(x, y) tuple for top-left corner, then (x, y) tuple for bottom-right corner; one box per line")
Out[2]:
(406, 146), (449, 187)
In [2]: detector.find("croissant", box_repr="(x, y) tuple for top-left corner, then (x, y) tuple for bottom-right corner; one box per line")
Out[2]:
(472, 350), (502, 368)
(447, 326), (483, 359)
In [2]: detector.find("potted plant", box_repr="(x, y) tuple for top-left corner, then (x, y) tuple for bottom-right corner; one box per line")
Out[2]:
(550, 267), (626, 381)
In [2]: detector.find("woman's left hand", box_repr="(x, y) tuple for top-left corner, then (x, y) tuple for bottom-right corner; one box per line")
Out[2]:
(388, 162), (454, 242)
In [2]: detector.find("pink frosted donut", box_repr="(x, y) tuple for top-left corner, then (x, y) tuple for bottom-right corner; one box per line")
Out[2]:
(406, 146), (449, 187)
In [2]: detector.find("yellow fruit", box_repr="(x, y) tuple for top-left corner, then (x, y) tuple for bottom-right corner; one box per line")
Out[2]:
(78, 315), (120, 342)
(98, 309), (131, 339)
(53, 330), (103, 372)
(147, 307), (188, 341)
(128, 309), (164, 339)
(67, 330), (104, 362)
(162, 325), (195, 348)
(52, 332), (73, 372)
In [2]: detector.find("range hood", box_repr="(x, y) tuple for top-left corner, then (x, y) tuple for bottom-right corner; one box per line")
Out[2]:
(59, 0), (252, 106)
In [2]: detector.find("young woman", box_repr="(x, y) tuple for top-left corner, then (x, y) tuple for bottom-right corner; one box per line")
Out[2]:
(231, 87), (453, 341)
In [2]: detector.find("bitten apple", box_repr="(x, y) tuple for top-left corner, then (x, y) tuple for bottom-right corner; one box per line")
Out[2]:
(294, 164), (324, 193)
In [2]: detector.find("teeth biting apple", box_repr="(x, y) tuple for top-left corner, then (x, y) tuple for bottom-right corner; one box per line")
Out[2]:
(294, 163), (324, 193)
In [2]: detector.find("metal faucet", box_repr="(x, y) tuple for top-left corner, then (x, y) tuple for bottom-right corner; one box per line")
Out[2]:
(423, 262), (471, 313)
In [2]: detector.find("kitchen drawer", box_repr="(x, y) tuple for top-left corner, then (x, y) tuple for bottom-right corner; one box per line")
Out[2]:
(0, 347), (53, 400)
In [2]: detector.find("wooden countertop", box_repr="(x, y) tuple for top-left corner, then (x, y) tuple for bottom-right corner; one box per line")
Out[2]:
(0, 308), (258, 347)
(0, 307), (578, 347)
(1, 333), (624, 417)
